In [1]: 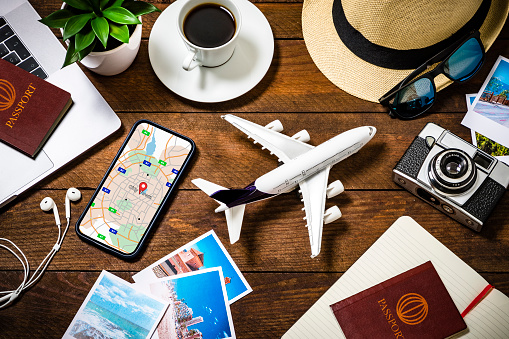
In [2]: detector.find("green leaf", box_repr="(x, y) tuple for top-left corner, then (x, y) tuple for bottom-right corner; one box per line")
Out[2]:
(75, 28), (96, 53)
(122, 1), (160, 16)
(78, 40), (97, 60)
(100, 0), (110, 9)
(104, 0), (125, 9)
(103, 7), (141, 25)
(63, 13), (95, 40)
(39, 9), (74, 28)
(64, 0), (93, 11)
(63, 38), (79, 67)
(109, 22), (129, 43)
(91, 17), (109, 48)
(88, 0), (101, 13)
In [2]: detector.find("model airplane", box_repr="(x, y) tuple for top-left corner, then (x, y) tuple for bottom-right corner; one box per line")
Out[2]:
(193, 114), (376, 258)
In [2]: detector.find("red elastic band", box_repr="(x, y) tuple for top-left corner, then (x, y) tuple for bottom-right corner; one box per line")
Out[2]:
(461, 284), (493, 318)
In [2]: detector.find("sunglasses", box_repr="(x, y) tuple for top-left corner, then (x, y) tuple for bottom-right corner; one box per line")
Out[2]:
(379, 31), (485, 120)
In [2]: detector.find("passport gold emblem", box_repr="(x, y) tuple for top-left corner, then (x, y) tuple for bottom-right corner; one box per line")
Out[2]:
(0, 79), (16, 111)
(396, 293), (428, 325)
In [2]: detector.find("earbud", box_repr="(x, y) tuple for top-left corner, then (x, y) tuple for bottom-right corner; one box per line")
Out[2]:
(65, 188), (81, 219)
(1, 188), (81, 310)
(40, 197), (61, 226)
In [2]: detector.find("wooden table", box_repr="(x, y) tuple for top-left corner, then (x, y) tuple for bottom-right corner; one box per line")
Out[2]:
(1, 1), (508, 337)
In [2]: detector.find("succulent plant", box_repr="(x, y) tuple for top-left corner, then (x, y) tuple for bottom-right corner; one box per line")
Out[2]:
(40, 0), (160, 67)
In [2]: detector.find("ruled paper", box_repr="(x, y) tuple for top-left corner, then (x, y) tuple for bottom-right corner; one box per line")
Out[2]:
(282, 216), (509, 338)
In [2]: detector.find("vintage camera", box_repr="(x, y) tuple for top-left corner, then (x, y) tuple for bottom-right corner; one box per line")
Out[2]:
(393, 123), (509, 231)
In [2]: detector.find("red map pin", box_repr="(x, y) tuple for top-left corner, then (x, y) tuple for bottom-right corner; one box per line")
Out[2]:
(139, 182), (148, 194)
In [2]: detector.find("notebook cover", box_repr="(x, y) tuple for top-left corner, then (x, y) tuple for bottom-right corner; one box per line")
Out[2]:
(330, 261), (467, 338)
(0, 59), (72, 157)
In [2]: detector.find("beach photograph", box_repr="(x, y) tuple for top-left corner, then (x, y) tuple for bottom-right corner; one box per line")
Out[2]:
(473, 57), (509, 126)
(462, 56), (509, 148)
(63, 271), (168, 339)
(148, 268), (235, 339)
(133, 230), (252, 303)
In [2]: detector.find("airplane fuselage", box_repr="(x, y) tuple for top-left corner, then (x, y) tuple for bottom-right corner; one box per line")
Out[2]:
(213, 126), (375, 211)
(255, 126), (375, 195)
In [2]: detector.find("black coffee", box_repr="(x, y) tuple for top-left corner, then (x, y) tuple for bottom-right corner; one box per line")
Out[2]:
(183, 3), (236, 48)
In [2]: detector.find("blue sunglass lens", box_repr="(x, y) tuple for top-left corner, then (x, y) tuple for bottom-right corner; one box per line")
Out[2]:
(390, 78), (435, 118)
(444, 38), (484, 81)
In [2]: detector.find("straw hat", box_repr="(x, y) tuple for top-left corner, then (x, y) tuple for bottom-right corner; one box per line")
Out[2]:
(302, 0), (508, 102)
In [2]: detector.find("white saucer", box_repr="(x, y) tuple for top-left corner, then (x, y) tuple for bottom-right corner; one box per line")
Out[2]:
(149, 0), (274, 103)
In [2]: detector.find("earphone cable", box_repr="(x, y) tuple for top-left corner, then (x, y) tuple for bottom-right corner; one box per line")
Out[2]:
(0, 219), (70, 308)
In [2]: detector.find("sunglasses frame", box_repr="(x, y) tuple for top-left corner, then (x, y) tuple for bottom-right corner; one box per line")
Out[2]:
(379, 30), (485, 120)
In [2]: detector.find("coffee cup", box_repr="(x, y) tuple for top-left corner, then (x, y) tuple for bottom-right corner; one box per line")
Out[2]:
(177, 0), (242, 71)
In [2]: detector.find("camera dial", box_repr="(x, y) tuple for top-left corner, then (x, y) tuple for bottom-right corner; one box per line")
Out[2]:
(428, 149), (477, 195)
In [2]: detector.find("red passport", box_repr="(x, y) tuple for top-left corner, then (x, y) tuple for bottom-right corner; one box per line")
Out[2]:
(330, 261), (467, 338)
(0, 59), (72, 157)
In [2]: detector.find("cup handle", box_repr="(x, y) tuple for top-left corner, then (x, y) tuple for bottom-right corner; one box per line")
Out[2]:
(182, 48), (201, 71)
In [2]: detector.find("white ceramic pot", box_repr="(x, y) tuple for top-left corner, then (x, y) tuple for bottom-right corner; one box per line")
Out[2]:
(60, 4), (142, 76)
(80, 21), (142, 76)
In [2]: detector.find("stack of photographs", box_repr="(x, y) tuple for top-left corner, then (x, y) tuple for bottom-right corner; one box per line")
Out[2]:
(133, 230), (251, 339)
(63, 231), (250, 339)
(462, 55), (509, 165)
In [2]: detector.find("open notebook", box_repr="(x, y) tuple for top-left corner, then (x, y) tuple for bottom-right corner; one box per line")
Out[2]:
(282, 216), (509, 338)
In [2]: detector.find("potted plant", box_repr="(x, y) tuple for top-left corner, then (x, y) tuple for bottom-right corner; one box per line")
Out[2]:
(40, 0), (160, 75)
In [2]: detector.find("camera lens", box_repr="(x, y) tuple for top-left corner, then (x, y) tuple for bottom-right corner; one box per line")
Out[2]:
(446, 161), (461, 175)
(441, 153), (468, 178)
(428, 149), (477, 195)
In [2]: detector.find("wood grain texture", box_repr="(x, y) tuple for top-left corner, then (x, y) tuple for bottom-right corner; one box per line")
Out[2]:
(1, 271), (509, 338)
(1, 190), (508, 272)
(31, 1), (509, 41)
(1, 1), (508, 338)
(14, 112), (496, 191)
(61, 40), (508, 113)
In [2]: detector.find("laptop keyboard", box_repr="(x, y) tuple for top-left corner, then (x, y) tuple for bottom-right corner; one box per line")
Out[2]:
(0, 16), (48, 79)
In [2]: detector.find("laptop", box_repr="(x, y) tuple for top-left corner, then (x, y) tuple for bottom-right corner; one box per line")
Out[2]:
(0, 0), (121, 208)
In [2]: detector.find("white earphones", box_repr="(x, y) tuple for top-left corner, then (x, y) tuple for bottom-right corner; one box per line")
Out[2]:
(65, 188), (81, 220)
(0, 188), (81, 309)
(40, 197), (60, 226)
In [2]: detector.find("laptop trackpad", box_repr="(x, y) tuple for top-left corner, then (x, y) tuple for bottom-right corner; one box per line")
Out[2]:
(0, 143), (54, 202)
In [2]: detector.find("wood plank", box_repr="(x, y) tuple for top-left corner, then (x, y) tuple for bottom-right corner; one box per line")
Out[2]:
(1, 271), (508, 338)
(36, 3), (304, 40)
(31, 1), (509, 41)
(1, 190), (508, 272)
(25, 112), (485, 191)
(66, 39), (508, 113)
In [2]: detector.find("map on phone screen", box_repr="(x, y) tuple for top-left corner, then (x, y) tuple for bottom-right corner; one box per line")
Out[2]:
(78, 122), (193, 254)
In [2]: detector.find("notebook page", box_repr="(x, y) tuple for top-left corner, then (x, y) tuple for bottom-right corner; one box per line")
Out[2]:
(282, 216), (490, 339)
(461, 289), (509, 338)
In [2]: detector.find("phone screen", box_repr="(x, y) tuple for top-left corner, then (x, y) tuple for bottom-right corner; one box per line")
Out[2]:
(76, 120), (194, 257)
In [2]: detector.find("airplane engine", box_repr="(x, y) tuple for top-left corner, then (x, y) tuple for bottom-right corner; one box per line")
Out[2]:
(324, 206), (342, 224)
(291, 130), (310, 143)
(265, 120), (283, 132)
(326, 180), (344, 198)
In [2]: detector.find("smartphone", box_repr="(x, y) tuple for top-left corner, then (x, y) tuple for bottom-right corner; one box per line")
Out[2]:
(75, 120), (195, 259)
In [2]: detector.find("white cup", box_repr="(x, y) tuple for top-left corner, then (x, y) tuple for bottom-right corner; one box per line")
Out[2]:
(177, 0), (242, 71)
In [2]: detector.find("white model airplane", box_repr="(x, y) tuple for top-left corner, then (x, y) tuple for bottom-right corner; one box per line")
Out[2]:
(193, 114), (376, 258)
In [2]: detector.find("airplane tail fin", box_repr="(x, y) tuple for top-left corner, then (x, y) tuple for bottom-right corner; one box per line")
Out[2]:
(192, 179), (246, 244)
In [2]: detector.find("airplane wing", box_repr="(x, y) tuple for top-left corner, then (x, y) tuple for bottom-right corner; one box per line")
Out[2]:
(298, 166), (330, 258)
(222, 114), (313, 163)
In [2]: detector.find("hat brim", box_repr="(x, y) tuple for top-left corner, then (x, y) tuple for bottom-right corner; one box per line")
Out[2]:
(302, 0), (509, 102)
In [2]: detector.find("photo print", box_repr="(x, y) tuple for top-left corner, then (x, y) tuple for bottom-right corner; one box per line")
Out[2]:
(462, 55), (509, 148)
(145, 267), (236, 339)
(63, 271), (168, 339)
(466, 94), (509, 165)
(133, 230), (252, 304)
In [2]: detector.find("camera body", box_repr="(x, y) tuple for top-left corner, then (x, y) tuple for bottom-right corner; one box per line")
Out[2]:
(393, 123), (509, 231)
